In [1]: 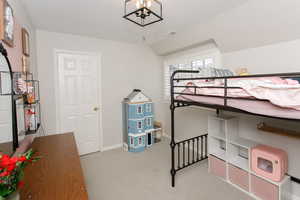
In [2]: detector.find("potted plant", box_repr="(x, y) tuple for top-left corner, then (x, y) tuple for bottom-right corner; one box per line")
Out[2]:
(0, 149), (39, 200)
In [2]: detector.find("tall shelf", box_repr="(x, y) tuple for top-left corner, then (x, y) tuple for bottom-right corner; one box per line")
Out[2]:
(208, 115), (291, 200)
(0, 71), (41, 137)
(13, 72), (41, 136)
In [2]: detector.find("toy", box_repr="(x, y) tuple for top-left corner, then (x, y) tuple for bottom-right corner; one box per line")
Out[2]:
(251, 145), (288, 182)
(123, 89), (155, 152)
(235, 67), (250, 76)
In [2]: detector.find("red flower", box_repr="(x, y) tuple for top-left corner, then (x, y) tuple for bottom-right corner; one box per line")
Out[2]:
(18, 156), (27, 162)
(0, 171), (9, 177)
(6, 164), (16, 172)
(18, 181), (25, 188)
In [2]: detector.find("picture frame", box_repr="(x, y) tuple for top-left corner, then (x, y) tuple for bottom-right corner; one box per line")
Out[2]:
(22, 55), (30, 73)
(22, 28), (30, 56)
(0, 0), (14, 47)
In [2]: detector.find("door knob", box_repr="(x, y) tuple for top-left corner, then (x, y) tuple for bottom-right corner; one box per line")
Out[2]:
(94, 107), (99, 111)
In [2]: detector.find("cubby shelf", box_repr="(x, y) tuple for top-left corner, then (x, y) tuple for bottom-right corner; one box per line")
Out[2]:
(208, 115), (291, 200)
(228, 156), (249, 172)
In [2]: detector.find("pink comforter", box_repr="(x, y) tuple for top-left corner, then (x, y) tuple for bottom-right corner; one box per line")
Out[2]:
(177, 77), (300, 111)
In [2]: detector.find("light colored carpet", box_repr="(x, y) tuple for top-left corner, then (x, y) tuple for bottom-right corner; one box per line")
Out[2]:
(81, 138), (253, 200)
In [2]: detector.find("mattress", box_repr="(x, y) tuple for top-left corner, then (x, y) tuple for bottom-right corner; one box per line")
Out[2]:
(176, 94), (300, 120)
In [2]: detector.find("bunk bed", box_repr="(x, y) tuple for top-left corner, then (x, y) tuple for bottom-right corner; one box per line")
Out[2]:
(169, 70), (300, 187)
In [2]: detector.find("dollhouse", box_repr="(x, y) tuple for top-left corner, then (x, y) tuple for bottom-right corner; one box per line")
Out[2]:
(123, 89), (155, 152)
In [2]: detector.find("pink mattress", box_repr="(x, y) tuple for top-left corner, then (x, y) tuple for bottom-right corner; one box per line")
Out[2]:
(176, 94), (300, 120)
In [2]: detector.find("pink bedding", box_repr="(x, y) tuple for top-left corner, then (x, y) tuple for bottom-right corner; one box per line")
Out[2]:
(175, 77), (300, 119)
(177, 77), (300, 111)
(177, 95), (300, 119)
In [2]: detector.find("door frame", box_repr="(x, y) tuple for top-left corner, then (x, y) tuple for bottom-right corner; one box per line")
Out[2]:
(53, 49), (104, 151)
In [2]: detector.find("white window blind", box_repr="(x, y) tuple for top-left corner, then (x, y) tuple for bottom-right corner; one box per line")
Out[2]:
(164, 57), (216, 100)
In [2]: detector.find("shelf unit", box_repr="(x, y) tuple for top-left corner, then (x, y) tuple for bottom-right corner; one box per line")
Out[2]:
(208, 115), (291, 200)
(0, 71), (41, 137)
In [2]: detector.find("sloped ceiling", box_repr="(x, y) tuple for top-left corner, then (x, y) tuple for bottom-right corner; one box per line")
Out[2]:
(20, 0), (246, 45)
(151, 0), (300, 55)
(20, 0), (300, 55)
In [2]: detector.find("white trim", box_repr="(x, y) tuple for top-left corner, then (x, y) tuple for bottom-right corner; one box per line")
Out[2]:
(102, 143), (123, 152)
(128, 132), (146, 137)
(53, 49), (104, 151)
(128, 117), (146, 121)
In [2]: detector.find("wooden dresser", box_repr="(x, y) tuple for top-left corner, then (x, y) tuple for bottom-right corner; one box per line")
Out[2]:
(20, 133), (89, 200)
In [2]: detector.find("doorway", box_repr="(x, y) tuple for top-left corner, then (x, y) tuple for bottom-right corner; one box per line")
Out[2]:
(55, 50), (102, 155)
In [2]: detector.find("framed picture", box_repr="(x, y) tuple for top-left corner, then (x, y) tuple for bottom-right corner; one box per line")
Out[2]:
(22, 28), (30, 56)
(22, 55), (30, 73)
(0, 0), (14, 47)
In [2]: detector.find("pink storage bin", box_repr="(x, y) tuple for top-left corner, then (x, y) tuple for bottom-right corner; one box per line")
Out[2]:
(251, 145), (288, 182)
(209, 155), (226, 179)
(228, 164), (249, 192)
(251, 174), (279, 200)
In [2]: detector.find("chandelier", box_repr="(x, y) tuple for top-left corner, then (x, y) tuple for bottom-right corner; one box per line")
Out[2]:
(123, 0), (163, 27)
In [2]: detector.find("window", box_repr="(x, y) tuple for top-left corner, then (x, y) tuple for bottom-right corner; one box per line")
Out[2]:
(130, 137), (133, 145)
(164, 56), (217, 100)
(137, 121), (142, 129)
(137, 105), (142, 114)
(138, 137), (142, 145)
(146, 118), (152, 126)
(146, 104), (152, 112)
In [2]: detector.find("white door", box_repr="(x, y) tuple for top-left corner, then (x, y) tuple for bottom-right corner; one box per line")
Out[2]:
(57, 51), (101, 155)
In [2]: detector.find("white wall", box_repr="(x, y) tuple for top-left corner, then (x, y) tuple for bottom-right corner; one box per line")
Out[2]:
(223, 38), (300, 73)
(36, 30), (164, 149)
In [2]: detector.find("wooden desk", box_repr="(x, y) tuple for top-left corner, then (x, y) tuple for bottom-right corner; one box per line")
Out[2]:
(20, 133), (88, 200)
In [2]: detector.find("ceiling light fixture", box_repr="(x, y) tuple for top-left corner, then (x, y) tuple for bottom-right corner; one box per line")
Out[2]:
(123, 0), (163, 27)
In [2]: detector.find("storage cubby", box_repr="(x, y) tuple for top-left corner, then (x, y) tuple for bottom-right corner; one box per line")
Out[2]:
(228, 164), (249, 192)
(209, 155), (227, 180)
(208, 115), (291, 200)
(208, 116), (227, 140)
(208, 136), (226, 160)
(227, 143), (249, 171)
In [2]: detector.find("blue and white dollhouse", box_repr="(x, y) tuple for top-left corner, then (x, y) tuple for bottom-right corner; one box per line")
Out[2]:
(123, 89), (155, 152)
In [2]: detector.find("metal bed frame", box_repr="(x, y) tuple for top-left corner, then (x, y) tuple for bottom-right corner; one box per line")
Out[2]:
(170, 70), (300, 187)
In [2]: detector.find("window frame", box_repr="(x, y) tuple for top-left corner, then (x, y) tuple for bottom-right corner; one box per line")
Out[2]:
(146, 117), (152, 127)
(130, 137), (134, 145)
(163, 49), (221, 100)
(137, 121), (143, 129)
(137, 105), (143, 114)
(146, 104), (152, 113)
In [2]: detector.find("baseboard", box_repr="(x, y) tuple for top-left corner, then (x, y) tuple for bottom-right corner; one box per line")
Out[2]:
(102, 143), (123, 152)
(163, 135), (180, 143)
(288, 193), (300, 200)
